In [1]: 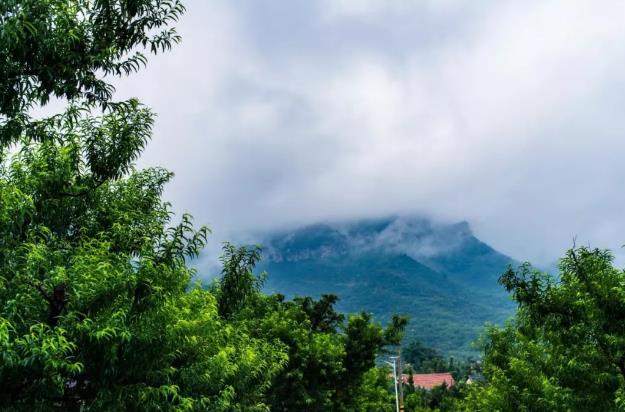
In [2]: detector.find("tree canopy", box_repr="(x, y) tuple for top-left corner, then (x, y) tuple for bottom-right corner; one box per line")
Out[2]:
(0, 1), (408, 410)
(0, 0), (185, 145)
(463, 247), (625, 411)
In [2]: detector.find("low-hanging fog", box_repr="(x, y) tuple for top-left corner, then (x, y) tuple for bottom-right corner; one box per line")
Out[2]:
(108, 0), (625, 269)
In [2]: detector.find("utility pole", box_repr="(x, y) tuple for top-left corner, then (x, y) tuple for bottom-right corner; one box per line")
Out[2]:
(398, 347), (404, 411)
(385, 357), (400, 412)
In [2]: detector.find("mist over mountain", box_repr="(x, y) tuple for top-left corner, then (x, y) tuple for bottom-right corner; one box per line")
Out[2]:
(259, 216), (517, 357)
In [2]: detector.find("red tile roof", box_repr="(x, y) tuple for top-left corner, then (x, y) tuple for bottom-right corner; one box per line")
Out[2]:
(401, 373), (455, 390)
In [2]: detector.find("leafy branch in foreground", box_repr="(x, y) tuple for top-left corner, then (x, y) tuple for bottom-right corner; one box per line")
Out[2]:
(464, 247), (625, 411)
(0, 1), (409, 409)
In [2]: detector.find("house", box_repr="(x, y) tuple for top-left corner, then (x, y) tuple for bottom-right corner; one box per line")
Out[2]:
(401, 372), (455, 390)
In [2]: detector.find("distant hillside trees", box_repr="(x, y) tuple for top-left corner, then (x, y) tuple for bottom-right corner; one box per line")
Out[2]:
(404, 340), (447, 372)
(259, 218), (517, 358)
(403, 339), (478, 381)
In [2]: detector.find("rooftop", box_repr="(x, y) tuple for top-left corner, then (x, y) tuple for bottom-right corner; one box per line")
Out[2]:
(401, 372), (455, 390)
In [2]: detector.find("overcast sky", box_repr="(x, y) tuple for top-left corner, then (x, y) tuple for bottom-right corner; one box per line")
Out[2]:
(113, 0), (625, 267)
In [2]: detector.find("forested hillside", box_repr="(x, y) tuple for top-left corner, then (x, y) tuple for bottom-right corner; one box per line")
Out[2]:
(260, 216), (516, 356)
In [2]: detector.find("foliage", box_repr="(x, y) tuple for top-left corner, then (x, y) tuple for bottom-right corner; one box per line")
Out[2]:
(217, 255), (408, 412)
(463, 247), (625, 411)
(400, 339), (474, 412)
(403, 339), (478, 382)
(0, 0), (185, 145)
(403, 382), (462, 412)
(261, 220), (516, 358)
(404, 340), (447, 372)
(0, 0), (411, 409)
(216, 243), (265, 320)
(0, 121), (292, 410)
(353, 367), (396, 412)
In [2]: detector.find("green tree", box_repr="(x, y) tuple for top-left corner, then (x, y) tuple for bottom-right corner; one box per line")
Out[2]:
(0, 1), (411, 410)
(0, 0), (185, 145)
(352, 367), (396, 412)
(403, 340), (445, 372)
(217, 243), (265, 320)
(464, 247), (625, 411)
(0, 1), (288, 409)
(220, 262), (407, 412)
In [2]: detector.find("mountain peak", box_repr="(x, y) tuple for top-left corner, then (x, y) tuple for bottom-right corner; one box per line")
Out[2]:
(259, 215), (515, 357)
(264, 215), (479, 262)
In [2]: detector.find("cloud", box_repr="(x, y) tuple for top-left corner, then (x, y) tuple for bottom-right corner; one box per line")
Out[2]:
(338, 217), (473, 260)
(112, 0), (625, 268)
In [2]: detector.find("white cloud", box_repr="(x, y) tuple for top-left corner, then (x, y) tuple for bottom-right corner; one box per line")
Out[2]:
(319, 0), (476, 20)
(113, 0), (625, 267)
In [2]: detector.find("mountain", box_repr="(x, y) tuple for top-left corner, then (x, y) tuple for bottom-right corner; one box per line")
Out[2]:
(258, 216), (516, 358)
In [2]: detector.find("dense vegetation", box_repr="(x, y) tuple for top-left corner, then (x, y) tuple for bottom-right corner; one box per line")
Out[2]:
(260, 218), (515, 357)
(0, 1), (406, 410)
(4, 1), (625, 411)
(462, 247), (625, 411)
(403, 339), (477, 380)
(400, 247), (625, 411)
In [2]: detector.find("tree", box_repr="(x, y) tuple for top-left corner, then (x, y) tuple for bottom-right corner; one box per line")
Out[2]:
(403, 340), (445, 372)
(217, 243), (265, 320)
(0, 0), (185, 146)
(352, 367), (396, 412)
(214, 254), (408, 412)
(463, 247), (625, 411)
(0, 1), (288, 409)
(246, 292), (407, 411)
(0, 1), (411, 409)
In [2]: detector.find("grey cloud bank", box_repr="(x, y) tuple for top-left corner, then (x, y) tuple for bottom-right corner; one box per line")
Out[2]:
(111, 0), (625, 267)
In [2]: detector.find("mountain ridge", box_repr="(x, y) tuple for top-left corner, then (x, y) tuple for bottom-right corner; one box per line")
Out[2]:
(258, 216), (516, 357)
